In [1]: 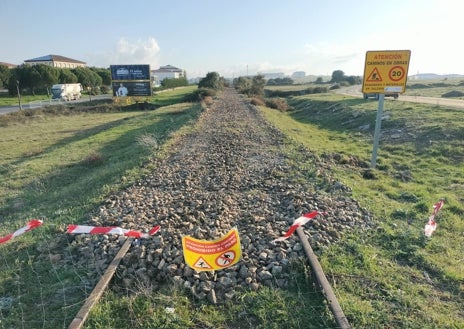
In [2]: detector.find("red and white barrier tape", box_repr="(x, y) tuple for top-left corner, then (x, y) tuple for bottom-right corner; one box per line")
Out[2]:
(67, 224), (160, 238)
(273, 211), (326, 242)
(424, 199), (444, 237)
(0, 219), (44, 245)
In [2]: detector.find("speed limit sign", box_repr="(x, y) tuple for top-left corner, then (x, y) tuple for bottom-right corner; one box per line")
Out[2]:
(389, 66), (405, 82)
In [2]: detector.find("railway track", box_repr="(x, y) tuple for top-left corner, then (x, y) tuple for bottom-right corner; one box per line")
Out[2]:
(66, 88), (369, 327)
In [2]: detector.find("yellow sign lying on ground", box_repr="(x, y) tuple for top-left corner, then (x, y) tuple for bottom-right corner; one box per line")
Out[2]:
(362, 50), (411, 94)
(182, 228), (242, 271)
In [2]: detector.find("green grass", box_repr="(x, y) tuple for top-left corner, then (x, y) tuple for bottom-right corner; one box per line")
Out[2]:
(0, 93), (53, 106)
(0, 87), (203, 328)
(152, 85), (198, 106)
(405, 78), (464, 98)
(85, 261), (334, 329)
(260, 92), (464, 328)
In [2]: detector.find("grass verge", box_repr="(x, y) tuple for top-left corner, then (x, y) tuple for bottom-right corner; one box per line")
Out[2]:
(0, 87), (202, 328)
(260, 92), (463, 328)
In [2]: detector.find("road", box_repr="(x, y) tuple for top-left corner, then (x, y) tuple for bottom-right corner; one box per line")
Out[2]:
(0, 94), (112, 115)
(337, 85), (464, 109)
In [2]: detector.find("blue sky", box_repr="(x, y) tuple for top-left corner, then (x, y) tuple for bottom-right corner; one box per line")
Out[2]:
(0, 0), (461, 78)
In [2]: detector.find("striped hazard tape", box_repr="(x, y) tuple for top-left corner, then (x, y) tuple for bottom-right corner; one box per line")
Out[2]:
(0, 219), (44, 245)
(424, 199), (445, 237)
(273, 211), (326, 242)
(67, 224), (161, 238)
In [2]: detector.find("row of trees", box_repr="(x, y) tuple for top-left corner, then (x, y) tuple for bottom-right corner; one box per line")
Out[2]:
(266, 77), (294, 86)
(0, 64), (111, 96)
(242, 71), (361, 87)
(192, 70), (359, 97)
(265, 71), (362, 86)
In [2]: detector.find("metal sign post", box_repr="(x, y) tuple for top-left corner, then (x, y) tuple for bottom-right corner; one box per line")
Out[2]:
(371, 94), (385, 168)
(362, 50), (411, 168)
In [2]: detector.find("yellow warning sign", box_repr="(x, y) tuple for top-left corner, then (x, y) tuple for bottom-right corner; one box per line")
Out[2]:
(182, 228), (242, 271)
(193, 256), (213, 270)
(366, 67), (382, 82)
(362, 50), (411, 94)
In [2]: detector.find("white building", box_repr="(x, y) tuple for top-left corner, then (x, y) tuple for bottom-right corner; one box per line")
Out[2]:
(24, 54), (86, 68)
(261, 72), (285, 80)
(291, 71), (306, 78)
(151, 65), (186, 86)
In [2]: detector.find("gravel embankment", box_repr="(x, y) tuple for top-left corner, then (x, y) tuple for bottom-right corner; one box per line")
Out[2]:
(67, 88), (373, 304)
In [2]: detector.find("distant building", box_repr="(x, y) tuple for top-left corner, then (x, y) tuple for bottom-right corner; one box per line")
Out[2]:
(151, 65), (186, 86)
(291, 71), (306, 78)
(261, 72), (285, 80)
(0, 61), (17, 68)
(24, 54), (86, 68)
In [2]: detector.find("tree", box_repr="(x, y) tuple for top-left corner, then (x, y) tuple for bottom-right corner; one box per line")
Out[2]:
(0, 65), (12, 89)
(250, 74), (266, 96)
(234, 76), (251, 94)
(345, 75), (361, 85)
(32, 64), (60, 93)
(59, 69), (78, 84)
(72, 67), (102, 89)
(198, 72), (223, 90)
(266, 77), (293, 86)
(9, 65), (36, 95)
(315, 77), (324, 84)
(90, 67), (111, 86)
(330, 70), (346, 83)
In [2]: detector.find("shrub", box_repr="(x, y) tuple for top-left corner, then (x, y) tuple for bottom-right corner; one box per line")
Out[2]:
(202, 96), (214, 106)
(265, 98), (289, 112)
(100, 85), (110, 94)
(250, 97), (265, 106)
(183, 88), (216, 102)
(83, 151), (104, 166)
(408, 83), (430, 89)
(442, 90), (464, 98)
(137, 133), (160, 150)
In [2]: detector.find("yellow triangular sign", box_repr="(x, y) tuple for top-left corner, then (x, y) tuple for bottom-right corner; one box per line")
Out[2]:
(366, 67), (382, 82)
(193, 257), (213, 270)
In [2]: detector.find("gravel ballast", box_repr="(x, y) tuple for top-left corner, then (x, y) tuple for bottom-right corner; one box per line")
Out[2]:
(67, 88), (373, 303)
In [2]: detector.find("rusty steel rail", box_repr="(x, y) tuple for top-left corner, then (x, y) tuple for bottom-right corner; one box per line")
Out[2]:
(296, 226), (351, 329)
(67, 227), (350, 328)
(68, 238), (133, 329)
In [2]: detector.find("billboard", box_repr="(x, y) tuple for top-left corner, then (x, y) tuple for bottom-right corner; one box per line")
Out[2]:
(110, 64), (151, 81)
(112, 82), (152, 97)
(110, 64), (152, 97)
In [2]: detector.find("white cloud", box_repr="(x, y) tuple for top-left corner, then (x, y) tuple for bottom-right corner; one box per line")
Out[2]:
(302, 42), (365, 76)
(87, 37), (161, 69)
(113, 37), (160, 66)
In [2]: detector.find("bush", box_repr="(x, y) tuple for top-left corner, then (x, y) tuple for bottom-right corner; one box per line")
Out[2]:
(408, 83), (431, 89)
(442, 90), (464, 98)
(183, 88), (216, 102)
(265, 98), (289, 111)
(250, 97), (265, 106)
